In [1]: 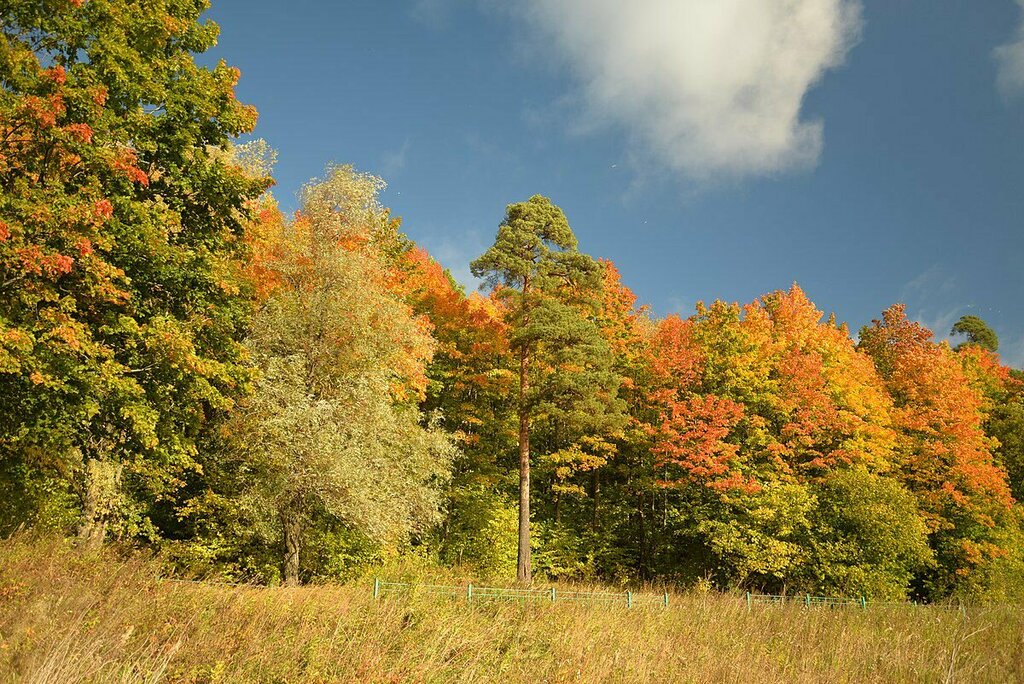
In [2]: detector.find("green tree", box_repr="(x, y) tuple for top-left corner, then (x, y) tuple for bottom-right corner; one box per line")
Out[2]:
(0, 0), (267, 544)
(221, 167), (454, 585)
(951, 315), (999, 352)
(471, 195), (622, 582)
(808, 468), (932, 599)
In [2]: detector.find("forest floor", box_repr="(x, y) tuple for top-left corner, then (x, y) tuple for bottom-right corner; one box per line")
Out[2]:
(1, 537), (1022, 683)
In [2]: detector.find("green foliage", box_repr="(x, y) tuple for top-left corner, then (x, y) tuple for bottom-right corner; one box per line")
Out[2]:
(210, 167), (454, 584)
(0, 0), (268, 544)
(951, 315), (999, 352)
(0, 460), (79, 536)
(439, 485), (519, 579)
(990, 395), (1024, 501)
(807, 468), (932, 599)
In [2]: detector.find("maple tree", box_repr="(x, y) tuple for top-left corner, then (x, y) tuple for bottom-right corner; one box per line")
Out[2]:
(645, 287), (931, 594)
(859, 305), (1014, 596)
(390, 244), (519, 575)
(0, 0), (267, 545)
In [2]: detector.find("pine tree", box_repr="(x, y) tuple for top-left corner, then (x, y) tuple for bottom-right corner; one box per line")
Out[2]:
(471, 195), (622, 582)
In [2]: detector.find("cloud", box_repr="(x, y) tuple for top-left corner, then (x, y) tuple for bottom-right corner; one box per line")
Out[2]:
(899, 266), (965, 343)
(1001, 335), (1024, 369)
(379, 139), (411, 178)
(521, 0), (862, 179)
(411, 0), (454, 29)
(995, 0), (1024, 98)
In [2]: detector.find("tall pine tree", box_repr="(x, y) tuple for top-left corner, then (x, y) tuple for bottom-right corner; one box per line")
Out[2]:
(471, 195), (623, 582)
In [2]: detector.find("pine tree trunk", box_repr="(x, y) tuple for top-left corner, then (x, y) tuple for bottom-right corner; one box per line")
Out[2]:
(282, 510), (302, 587)
(517, 342), (532, 584)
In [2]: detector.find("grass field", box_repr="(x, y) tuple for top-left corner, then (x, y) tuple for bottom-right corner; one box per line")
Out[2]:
(1, 537), (1022, 683)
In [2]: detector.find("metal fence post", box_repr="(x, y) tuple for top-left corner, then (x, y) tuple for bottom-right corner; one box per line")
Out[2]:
(663, 591), (669, 608)
(805, 594), (810, 607)
(860, 596), (867, 610)
(373, 577), (381, 600)
(626, 591), (633, 609)
(745, 591), (751, 612)
(467, 583), (473, 602)
(550, 587), (556, 603)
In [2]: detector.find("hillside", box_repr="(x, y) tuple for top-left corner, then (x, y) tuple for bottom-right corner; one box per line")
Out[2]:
(1, 538), (1021, 684)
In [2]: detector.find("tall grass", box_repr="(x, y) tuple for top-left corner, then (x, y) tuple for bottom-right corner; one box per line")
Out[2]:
(1, 536), (1021, 683)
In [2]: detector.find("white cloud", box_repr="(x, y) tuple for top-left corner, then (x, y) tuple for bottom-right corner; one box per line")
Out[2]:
(899, 266), (964, 343)
(995, 0), (1024, 98)
(379, 139), (411, 178)
(1002, 335), (1024, 369)
(411, 0), (453, 29)
(522, 0), (862, 179)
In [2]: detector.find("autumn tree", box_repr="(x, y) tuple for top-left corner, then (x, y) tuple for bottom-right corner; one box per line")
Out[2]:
(0, 0), (267, 544)
(648, 287), (930, 596)
(219, 167), (454, 585)
(860, 305), (1013, 597)
(471, 195), (623, 582)
(394, 247), (519, 576)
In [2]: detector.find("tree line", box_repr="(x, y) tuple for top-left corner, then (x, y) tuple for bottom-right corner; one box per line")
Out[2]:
(2, 0), (1023, 601)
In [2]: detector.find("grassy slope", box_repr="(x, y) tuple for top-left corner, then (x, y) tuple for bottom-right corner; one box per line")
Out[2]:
(1, 538), (1022, 683)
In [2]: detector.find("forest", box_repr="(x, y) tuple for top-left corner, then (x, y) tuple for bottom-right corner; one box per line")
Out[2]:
(2, 0), (1023, 607)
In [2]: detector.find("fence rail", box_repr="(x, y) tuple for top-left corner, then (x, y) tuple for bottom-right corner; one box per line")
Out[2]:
(744, 592), (966, 614)
(372, 578), (967, 614)
(373, 578), (668, 609)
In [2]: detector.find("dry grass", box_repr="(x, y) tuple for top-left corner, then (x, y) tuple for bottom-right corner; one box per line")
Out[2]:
(1, 537), (1022, 683)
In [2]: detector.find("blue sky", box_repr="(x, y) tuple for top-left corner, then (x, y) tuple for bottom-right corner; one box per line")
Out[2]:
(203, 0), (1024, 367)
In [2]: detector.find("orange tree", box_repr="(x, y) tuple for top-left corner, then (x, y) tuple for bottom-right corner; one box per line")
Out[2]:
(648, 287), (931, 598)
(859, 305), (1014, 597)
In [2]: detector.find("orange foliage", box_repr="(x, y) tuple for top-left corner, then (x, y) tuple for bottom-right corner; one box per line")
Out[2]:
(860, 305), (1013, 573)
(650, 285), (899, 494)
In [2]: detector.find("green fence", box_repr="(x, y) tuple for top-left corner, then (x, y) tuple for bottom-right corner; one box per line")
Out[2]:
(744, 592), (966, 613)
(372, 578), (668, 609)
(745, 592), (866, 610)
(372, 579), (966, 614)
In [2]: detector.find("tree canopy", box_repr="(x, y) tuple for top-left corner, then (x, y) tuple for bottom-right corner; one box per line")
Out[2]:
(2, 0), (1022, 601)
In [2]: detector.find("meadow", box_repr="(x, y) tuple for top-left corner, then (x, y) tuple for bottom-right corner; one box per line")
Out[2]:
(1, 537), (1021, 684)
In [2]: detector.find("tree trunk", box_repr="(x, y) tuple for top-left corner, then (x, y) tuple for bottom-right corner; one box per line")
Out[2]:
(517, 342), (532, 584)
(637, 490), (648, 578)
(76, 482), (106, 551)
(282, 510), (302, 587)
(76, 457), (119, 551)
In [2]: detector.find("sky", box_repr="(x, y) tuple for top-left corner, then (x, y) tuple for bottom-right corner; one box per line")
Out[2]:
(202, 0), (1024, 367)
